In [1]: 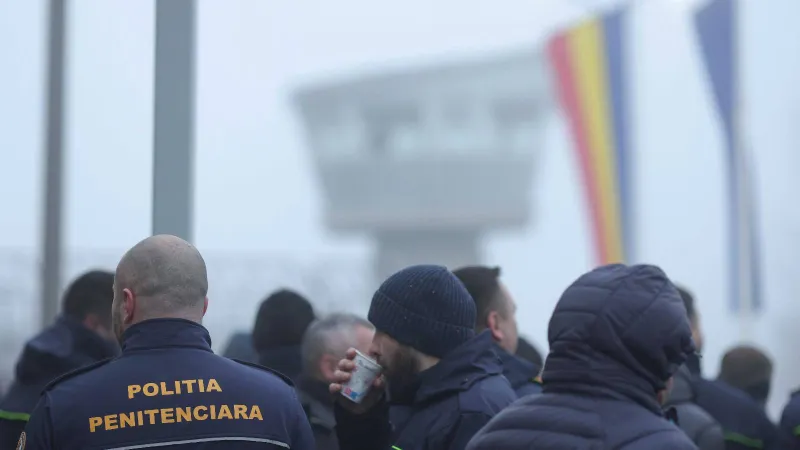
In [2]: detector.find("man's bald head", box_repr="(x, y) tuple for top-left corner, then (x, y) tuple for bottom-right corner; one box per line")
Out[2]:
(114, 235), (208, 326)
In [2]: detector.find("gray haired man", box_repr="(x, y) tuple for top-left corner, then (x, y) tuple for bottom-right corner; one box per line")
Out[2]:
(299, 313), (374, 450)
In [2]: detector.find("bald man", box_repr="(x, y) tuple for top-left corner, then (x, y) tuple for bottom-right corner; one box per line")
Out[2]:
(21, 235), (314, 450)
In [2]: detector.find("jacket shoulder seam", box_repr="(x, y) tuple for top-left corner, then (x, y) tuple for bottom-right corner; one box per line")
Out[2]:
(230, 358), (294, 387)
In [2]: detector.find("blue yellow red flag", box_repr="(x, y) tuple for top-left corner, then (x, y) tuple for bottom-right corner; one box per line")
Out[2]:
(547, 8), (632, 265)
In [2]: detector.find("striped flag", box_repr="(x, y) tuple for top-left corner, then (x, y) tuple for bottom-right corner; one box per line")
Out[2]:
(694, 0), (762, 313)
(547, 8), (633, 265)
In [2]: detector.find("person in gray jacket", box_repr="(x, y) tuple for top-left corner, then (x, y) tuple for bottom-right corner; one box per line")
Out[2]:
(666, 365), (726, 450)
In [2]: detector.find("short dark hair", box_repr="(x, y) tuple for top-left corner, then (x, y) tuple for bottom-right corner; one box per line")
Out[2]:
(252, 289), (316, 352)
(452, 265), (506, 329)
(62, 270), (115, 325)
(676, 285), (696, 321)
(719, 345), (773, 404)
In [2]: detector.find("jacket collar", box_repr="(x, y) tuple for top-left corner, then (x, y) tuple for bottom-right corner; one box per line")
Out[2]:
(685, 352), (702, 377)
(391, 331), (503, 406)
(495, 344), (539, 389)
(667, 365), (696, 404)
(121, 318), (212, 353)
(297, 375), (335, 431)
(298, 375), (333, 406)
(54, 314), (119, 360)
(14, 315), (119, 383)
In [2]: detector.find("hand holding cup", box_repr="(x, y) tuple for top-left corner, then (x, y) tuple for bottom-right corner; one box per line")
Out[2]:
(329, 348), (384, 414)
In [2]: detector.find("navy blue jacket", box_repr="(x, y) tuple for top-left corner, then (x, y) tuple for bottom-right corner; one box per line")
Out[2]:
(690, 375), (783, 450)
(467, 264), (697, 450)
(781, 390), (800, 449)
(0, 316), (118, 449)
(682, 354), (780, 450)
(664, 366), (725, 450)
(297, 376), (339, 450)
(335, 331), (516, 450)
(22, 319), (314, 450)
(495, 345), (541, 398)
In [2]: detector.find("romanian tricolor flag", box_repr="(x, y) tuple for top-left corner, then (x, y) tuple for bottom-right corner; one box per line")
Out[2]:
(547, 8), (633, 266)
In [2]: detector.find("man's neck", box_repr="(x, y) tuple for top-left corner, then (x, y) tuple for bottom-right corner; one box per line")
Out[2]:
(134, 311), (203, 325)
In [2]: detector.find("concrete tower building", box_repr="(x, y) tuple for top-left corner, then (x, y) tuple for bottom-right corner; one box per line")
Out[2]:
(293, 49), (552, 283)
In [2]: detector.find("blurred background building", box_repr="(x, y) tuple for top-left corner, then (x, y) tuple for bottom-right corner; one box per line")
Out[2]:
(294, 49), (551, 281)
(2, 0), (800, 419)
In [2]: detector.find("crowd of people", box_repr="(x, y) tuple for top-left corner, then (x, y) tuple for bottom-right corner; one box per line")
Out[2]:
(0, 234), (797, 449)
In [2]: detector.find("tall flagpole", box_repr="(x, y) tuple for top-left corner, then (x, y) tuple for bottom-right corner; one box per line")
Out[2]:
(152, 0), (196, 241)
(39, 0), (67, 329)
(732, 0), (754, 342)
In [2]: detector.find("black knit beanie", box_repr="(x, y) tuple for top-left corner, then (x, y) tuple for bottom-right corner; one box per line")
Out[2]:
(368, 265), (476, 358)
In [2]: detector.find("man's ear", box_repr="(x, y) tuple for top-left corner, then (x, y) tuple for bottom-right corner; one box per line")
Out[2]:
(122, 288), (136, 324)
(318, 354), (339, 381)
(486, 311), (504, 342)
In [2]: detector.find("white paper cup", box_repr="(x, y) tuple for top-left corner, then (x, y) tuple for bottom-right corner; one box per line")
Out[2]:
(340, 350), (382, 404)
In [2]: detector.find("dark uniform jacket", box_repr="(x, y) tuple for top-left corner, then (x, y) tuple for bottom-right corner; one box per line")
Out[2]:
(685, 354), (783, 450)
(21, 318), (314, 450)
(297, 376), (338, 450)
(692, 376), (782, 450)
(494, 345), (542, 398)
(665, 365), (725, 450)
(0, 315), (118, 449)
(467, 265), (698, 450)
(781, 390), (800, 449)
(335, 331), (516, 450)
